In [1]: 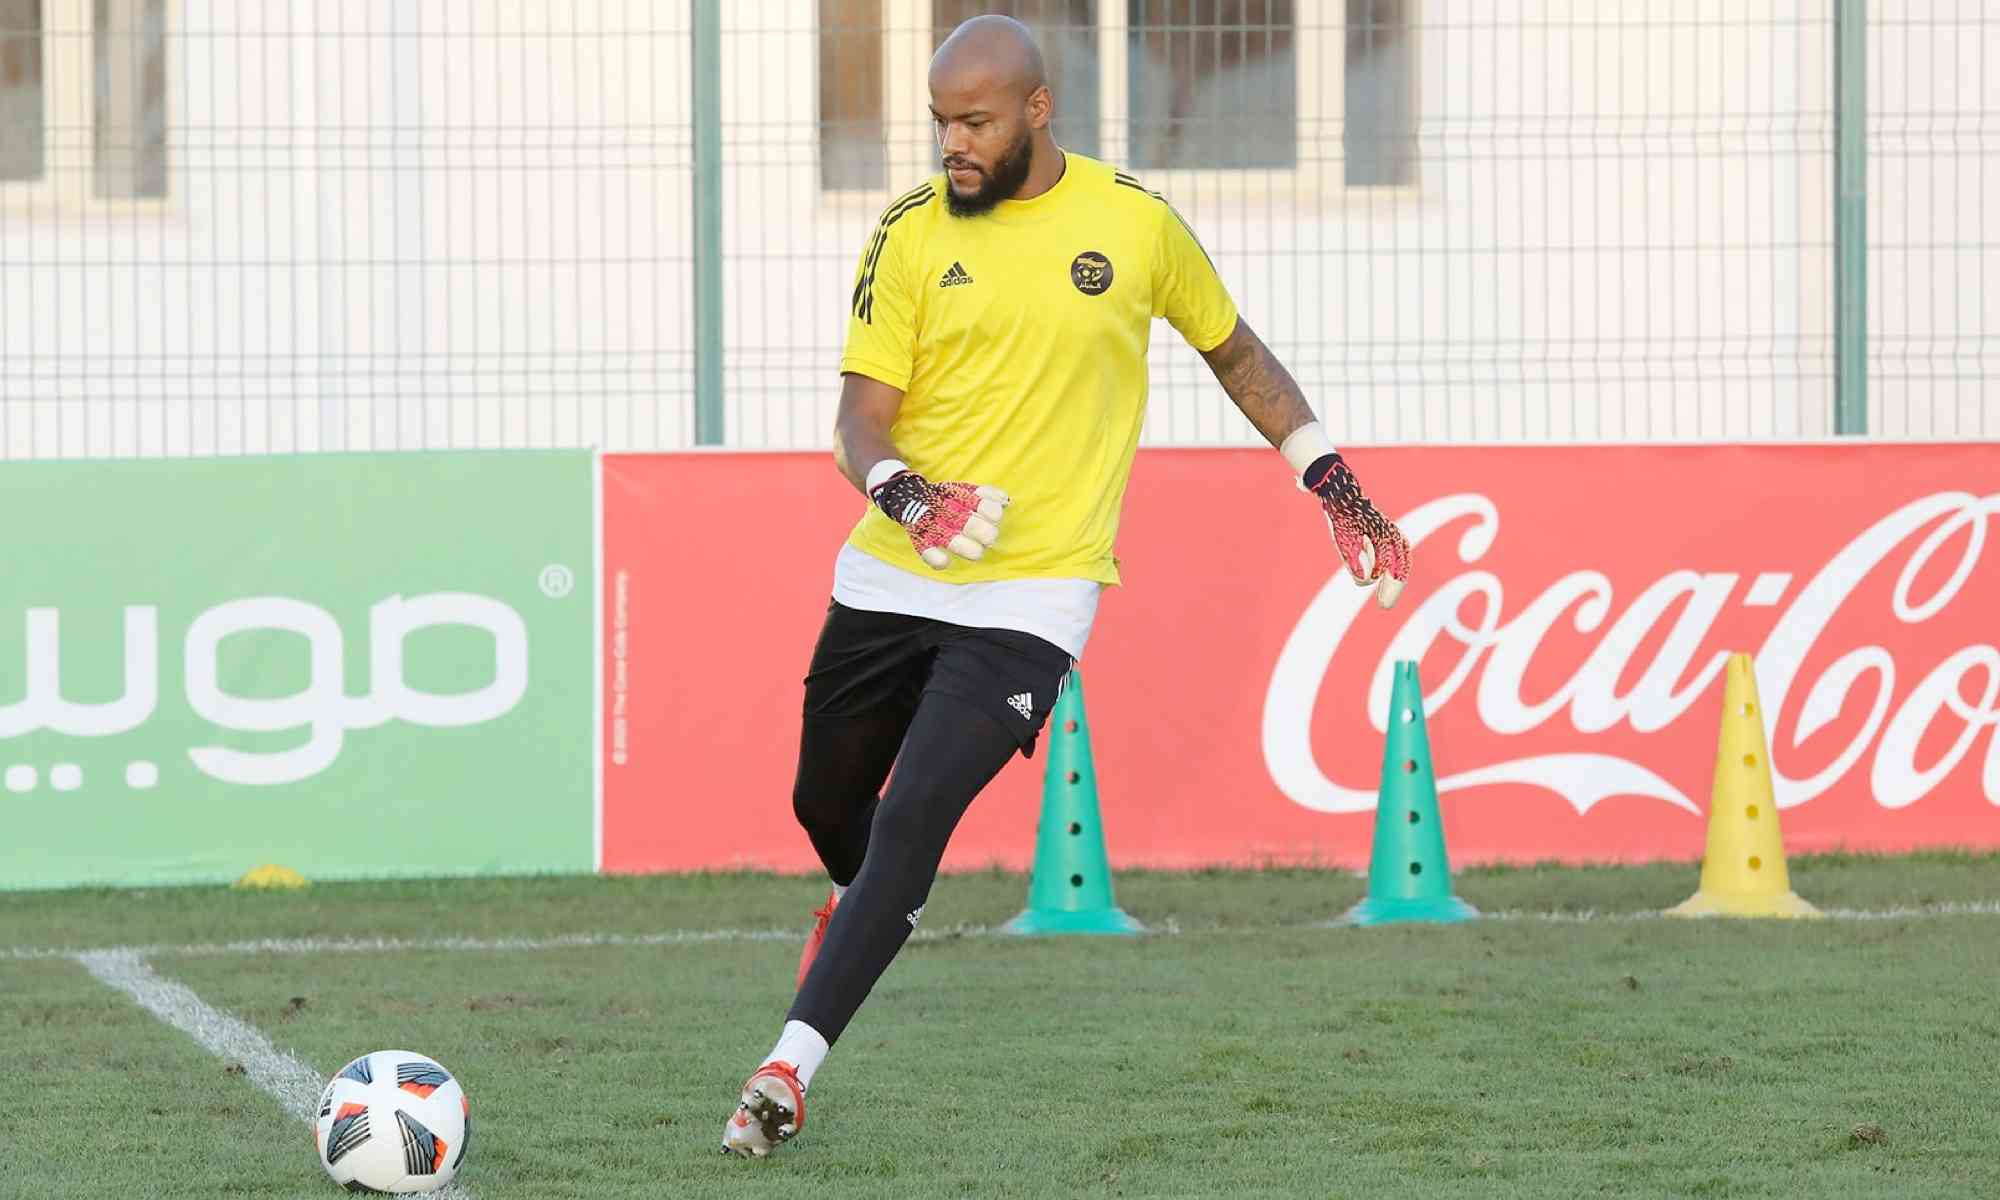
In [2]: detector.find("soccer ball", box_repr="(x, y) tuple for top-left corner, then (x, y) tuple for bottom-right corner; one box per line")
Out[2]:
(314, 1050), (469, 1194)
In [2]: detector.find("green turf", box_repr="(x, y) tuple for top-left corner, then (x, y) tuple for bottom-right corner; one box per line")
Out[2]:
(6, 856), (2000, 1198)
(6, 849), (1999, 950)
(0, 958), (312, 1196)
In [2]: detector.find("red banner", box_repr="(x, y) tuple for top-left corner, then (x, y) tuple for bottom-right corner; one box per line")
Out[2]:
(603, 444), (2000, 873)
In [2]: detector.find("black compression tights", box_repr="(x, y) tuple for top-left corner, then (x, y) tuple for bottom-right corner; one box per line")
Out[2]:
(790, 708), (907, 888)
(787, 690), (1021, 1044)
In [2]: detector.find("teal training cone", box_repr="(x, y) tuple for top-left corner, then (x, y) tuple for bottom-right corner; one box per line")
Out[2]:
(1002, 670), (1143, 936)
(1344, 661), (1478, 926)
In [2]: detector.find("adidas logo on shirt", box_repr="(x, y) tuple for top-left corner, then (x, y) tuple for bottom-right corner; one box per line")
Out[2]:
(1007, 692), (1034, 719)
(938, 261), (974, 288)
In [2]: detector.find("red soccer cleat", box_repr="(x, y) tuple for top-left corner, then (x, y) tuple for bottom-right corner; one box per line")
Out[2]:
(796, 889), (839, 989)
(720, 1060), (807, 1158)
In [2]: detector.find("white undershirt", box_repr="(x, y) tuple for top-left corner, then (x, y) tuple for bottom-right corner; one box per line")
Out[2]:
(830, 543), (1101, 659)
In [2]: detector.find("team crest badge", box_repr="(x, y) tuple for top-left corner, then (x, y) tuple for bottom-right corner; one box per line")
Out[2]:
(1070, 251), (1113, 295)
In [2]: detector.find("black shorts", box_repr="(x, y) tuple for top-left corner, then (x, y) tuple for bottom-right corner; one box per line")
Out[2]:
(802, 600), (1075, 757)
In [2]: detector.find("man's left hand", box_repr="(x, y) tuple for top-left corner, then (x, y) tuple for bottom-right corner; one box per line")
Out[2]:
(1301, 452), (1410, 610)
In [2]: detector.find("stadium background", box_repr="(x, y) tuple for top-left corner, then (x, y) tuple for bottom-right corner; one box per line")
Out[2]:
(3, 1), (1998, 888)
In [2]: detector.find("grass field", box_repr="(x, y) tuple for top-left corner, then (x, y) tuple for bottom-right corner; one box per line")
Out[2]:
(6, 854), (2000, 1199)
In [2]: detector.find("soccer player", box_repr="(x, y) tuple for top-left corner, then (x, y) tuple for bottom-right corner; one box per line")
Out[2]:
(721, 15), (1411, 1157)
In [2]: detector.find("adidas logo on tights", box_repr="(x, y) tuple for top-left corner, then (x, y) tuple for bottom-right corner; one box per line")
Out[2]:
(1006, 693), (1033, 719)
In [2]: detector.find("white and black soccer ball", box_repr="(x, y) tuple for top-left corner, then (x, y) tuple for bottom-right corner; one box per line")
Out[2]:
(314, 1050), (469, 1194)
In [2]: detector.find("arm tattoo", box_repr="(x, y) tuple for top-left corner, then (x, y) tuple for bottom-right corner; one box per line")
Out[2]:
(1199, 319), (1318, 448)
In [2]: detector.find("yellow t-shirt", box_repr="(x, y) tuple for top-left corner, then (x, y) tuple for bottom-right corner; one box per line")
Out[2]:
(839, 153), (1239, 586)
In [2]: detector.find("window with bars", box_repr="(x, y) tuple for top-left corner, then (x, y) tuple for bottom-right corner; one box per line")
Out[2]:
(931, 0), (1100, 157)
(0, 0), (42, 182)
(817, 2), (1413, 189)
(0, 0), (167, 200)
(1127, 0), (1295, 171)
(820, 0), (886, 191)
(1344, 0), (1415, 186)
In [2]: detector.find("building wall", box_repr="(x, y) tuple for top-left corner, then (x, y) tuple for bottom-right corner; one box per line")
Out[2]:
(0, 1), (1991, 459)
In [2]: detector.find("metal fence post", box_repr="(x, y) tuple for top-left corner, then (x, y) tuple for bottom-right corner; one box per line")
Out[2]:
(1834, 0), (1867, 436)
(692, 0), (725, 445)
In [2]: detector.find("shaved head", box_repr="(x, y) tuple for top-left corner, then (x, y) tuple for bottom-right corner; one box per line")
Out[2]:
(927, 16), (1060, 217)
(930, 15), (1046, 102)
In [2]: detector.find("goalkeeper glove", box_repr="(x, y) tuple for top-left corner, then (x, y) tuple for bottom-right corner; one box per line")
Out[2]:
(1301, 451), (1411, 610)
(868, 465), (1009, 570)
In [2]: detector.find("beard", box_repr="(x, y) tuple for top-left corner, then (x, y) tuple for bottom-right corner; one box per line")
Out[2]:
(943, 129), (1035, 218)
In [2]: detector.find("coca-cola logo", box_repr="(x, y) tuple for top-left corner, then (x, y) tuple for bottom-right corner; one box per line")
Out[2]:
(1264, 491), (2000, 816)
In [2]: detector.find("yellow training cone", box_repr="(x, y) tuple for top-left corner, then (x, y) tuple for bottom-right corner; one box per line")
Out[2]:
(234, 864), (309, 890)
(1667, 653), (1821, 919)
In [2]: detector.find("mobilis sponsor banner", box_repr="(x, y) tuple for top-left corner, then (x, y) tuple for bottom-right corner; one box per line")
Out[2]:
(1, 452), (594, 888)
(602, 446), (2000, 873)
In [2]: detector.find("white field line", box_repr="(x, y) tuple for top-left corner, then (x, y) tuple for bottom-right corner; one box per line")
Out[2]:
(11, 898), (2000, 963)
(14, 926), (893, 961)
(1482, 899), (2000, 923)
(76, 950), (327, 1123)
(75, 949), (478, 1199)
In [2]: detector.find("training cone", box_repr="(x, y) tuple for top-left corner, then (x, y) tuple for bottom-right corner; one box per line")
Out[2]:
(1343, 661), (1477, 926)
(1002, 670), (1143, 936)
(234, 864), (308, 889)
(1668, 653), (1821, 918)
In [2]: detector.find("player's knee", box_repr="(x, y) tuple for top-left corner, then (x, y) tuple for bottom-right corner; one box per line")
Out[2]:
(791, 780), (854, 836)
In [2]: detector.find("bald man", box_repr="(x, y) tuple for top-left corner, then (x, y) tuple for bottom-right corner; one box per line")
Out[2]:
(720, 15), (1411, 1157)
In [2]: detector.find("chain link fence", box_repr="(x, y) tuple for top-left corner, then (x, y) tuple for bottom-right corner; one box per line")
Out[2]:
(1867, 2), (1998, 439)
(3, 1), (698, 457)
(0, 1), (1991, 459)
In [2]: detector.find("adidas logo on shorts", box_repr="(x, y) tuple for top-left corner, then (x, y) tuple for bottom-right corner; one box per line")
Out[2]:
(1006, 692), (1033, 719)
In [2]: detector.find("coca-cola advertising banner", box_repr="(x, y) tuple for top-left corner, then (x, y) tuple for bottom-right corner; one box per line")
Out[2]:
(603, 444), (2000, 873)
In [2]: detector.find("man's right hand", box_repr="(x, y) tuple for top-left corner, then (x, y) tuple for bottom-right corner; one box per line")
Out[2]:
(869, 469), (1010, 570)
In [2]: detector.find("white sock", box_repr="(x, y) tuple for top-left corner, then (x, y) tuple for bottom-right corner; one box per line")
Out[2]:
(766, 1020), (830, 1090)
